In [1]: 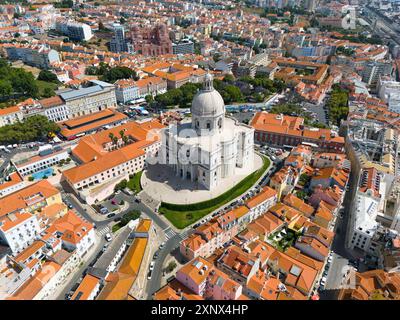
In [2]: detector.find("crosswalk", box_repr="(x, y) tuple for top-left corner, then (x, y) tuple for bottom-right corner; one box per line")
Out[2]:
(97, 226), (110, 237)
(163, 227), (177, 240)
(163, 227), (190, 241)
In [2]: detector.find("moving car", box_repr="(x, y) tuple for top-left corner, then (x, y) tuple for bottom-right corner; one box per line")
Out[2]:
(107, 213), (116, 218)
(159, 242), (165, 250)
(149, 261), (155, 271)
(153, 251), (159, 260)
(105, 233), (112, 242)
(147, 270), (153, 280)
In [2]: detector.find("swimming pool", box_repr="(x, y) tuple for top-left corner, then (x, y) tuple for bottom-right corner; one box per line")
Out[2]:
(31, 167), (54, 180)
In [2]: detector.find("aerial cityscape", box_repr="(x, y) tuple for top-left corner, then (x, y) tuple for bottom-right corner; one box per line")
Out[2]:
(0, 0), (400, 304)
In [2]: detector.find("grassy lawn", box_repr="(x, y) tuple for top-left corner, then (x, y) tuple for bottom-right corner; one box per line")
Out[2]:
(36, 80), (58, 97)
(159, 156), (270, 229)
(127, 171), (143, 193)
(112, 223), (121, 233)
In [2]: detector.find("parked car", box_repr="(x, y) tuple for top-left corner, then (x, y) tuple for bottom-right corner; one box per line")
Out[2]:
(105, 233), (112, 242)
(111, 199), (116, 205)
(147, 270), (153, 280)
(107, 213), (116, 218)
(65, 292), (73, 300)
(100, 207), (109, 214)
(153, 251), (159, 260)
(159, 242), (165, 250)
(320, 277), (327, 288)
(149, 261), (155, 271)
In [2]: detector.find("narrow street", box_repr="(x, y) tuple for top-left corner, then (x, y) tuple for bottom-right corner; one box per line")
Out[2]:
(320, 169), (358, 299)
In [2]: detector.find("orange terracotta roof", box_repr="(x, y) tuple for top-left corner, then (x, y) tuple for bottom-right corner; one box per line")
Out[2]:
(0, 180), (59, 217)
(71, 274), (100, 300)
(246, 186), (277, 209)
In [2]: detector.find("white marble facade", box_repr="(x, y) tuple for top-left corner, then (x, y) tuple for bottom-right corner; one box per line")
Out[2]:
(161, 73), (254, 190)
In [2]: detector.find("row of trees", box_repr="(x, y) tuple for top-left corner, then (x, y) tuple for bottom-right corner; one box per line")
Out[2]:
(327, 85), (349, 126)
(155, 83), (202, 108)
(0, 115), (60, 144)
(85, 63), (139, 83)
(153, 74), (286, 108)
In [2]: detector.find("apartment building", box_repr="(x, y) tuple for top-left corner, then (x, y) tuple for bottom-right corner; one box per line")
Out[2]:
(142, 62), (206, 89)
(0, 106), (24, 128)
(0, 211), (41, 255)
(251, 112), (345, 152)
(377, 77), (400, 113)
(172, 39), (194, 55)
(349, 168), (387, 254)
(114, 79), (139, 104)
(55, 20), (93, 41)
(0, 172), (26, 198)
(5, 44), (60, 69)
(180, 210), (238, 261)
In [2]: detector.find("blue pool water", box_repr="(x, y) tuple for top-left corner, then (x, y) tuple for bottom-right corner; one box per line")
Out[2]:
(31, 168), (54, 180)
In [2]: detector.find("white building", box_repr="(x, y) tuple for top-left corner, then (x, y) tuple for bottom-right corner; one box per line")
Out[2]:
(0, 106), (24, 128)
(13, 144), (70, 177)
(0, 172), (26, 198)
(52, 211), (96, 258)
(349, 168), (388, 254)
(114, 79), (139, 104)
(0, 211), (41, 255)
(161, 73), (254, 190)
(59, 80), (117, 119)
(377, 77), (400, 113)
(55, 20), (93, 41)
(5, 44), (60, 69)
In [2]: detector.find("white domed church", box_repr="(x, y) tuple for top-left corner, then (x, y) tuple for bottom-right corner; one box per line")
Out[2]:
(160, 73), (254, 190)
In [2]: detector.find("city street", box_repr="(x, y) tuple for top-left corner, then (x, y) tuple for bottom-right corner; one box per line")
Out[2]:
(55, 235), (106, 300)
(320, 170), (359, 299)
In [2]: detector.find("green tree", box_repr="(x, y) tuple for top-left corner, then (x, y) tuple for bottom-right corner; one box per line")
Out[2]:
(120, 210), (141, 227)
(38, 70), (59, 83)
(42, 87), (56, 98)
(0, 80), (12, 99)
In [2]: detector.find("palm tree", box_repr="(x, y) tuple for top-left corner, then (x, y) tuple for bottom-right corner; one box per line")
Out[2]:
(109, 132), (118, 150)
(109, 132), (115, 143)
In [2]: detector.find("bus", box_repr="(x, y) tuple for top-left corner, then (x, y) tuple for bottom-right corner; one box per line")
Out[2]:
(127, 98), (146, 106)
(131, 106), (149, 116)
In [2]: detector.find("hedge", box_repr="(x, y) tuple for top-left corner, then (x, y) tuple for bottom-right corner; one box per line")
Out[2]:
(159, 155), (270, 229)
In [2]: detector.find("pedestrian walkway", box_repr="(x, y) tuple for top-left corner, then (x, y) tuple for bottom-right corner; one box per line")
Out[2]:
(163, 227), (177, 240)
(97, 226), (110, 237)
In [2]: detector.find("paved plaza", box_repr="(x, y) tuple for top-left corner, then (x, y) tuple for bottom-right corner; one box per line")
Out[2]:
(141, 152), (263, 204)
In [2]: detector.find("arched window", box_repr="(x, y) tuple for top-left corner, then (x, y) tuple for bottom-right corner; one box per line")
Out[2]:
(218, 118), (222, 129)
(206, 121), (211, 129)
(196, 120), (199, 128)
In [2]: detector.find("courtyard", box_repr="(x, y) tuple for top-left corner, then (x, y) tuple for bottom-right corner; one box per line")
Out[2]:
(151, 154), (271, 229)
(141, 152), (263, 205)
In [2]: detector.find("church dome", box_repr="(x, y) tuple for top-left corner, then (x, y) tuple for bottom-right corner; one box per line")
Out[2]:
(191, 73), (225, 117)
